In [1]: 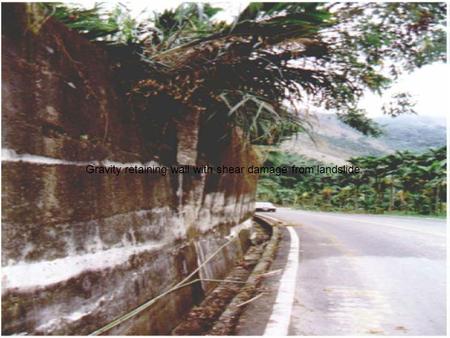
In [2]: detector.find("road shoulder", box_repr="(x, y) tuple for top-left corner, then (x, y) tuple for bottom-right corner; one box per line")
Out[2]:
(235, 226), (292, 335)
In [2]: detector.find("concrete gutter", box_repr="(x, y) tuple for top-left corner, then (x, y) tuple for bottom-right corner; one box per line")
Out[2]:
(208, 215), (282, 335)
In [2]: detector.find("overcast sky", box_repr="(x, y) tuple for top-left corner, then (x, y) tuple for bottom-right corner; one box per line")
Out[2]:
(361, 62), (448, 119)
(79, 0), (448, 120)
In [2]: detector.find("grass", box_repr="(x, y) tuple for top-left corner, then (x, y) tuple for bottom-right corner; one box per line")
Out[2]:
(290, 205), (447, 219)
(379, 210), (447, 219)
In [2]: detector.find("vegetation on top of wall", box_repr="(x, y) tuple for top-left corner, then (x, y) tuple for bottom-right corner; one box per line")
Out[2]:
(257, 147), (447, 216)
(42, 2), (446, 145)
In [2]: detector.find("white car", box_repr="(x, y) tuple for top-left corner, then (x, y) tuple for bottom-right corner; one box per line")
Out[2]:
(255, 202), (276, 212)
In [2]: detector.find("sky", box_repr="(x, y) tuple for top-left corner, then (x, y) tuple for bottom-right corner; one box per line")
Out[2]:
(360, 63), (448, 119)
(78, 0), (448, 120)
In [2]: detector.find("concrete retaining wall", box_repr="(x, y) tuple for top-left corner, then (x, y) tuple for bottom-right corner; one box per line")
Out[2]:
(1, 4), (258, 334)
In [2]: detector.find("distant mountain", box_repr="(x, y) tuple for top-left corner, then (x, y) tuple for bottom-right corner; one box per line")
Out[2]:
(375, 114), (446, 151)
(281, 113), (446, 164)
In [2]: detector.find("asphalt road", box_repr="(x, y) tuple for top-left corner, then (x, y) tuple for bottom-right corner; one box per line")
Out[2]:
(237, 208), (447, 335)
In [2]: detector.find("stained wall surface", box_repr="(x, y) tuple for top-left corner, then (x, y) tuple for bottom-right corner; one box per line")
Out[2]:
(1, 4), (258, 334)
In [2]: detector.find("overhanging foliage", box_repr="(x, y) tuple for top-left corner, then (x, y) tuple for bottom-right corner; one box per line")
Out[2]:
(44, 2), (447, 144)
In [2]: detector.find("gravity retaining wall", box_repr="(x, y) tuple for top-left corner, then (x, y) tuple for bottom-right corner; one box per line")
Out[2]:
(1, 4), (258, 335)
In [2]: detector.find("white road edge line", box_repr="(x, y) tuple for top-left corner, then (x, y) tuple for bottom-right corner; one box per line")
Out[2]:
(264, 226), (299, 336)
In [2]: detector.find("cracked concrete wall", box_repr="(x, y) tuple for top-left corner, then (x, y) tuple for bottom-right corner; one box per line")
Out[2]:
(1, 4), (258, 335)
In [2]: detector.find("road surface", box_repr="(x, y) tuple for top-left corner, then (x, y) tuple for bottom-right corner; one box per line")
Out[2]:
(236, 208), (446, 335)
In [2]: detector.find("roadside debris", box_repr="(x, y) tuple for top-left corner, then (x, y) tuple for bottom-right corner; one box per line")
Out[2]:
(172, 218), (281, 335)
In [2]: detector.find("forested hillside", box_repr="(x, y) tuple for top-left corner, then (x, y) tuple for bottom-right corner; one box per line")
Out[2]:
(257, 147), (446, 215)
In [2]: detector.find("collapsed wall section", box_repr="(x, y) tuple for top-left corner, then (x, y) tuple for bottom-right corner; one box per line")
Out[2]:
(1, 4), (258, 335)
